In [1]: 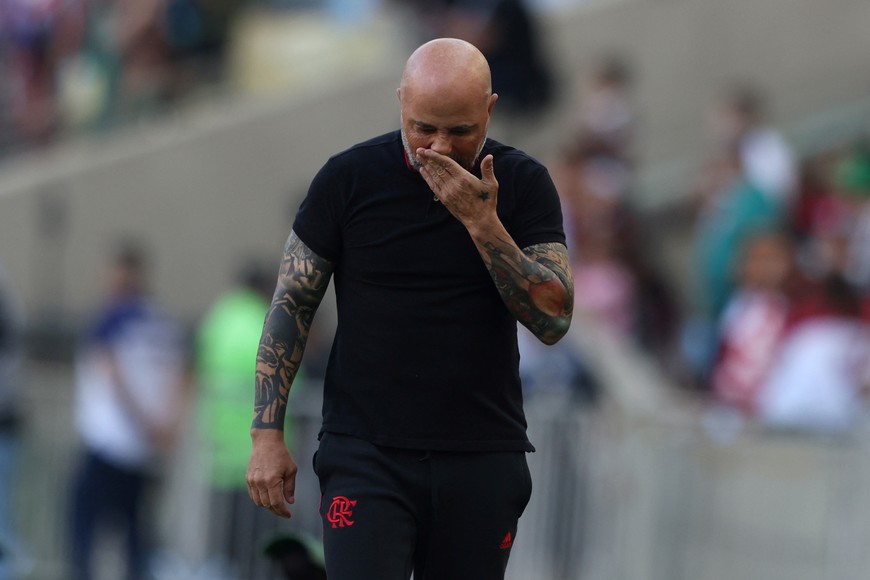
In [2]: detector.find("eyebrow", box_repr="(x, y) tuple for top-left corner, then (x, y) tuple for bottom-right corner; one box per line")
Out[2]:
(413, 120), (476, 132)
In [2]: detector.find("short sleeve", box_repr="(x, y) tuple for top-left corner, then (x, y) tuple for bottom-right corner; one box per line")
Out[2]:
(292, 158), (345, 262)
(507, 160), (566, 250)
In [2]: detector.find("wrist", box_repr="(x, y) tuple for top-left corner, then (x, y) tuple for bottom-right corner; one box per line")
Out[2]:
(466, 212), (501, 240)
(250, 426), (285, 443)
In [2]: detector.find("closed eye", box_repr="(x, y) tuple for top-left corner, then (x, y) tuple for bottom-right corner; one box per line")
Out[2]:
(412, 123), (475, 136)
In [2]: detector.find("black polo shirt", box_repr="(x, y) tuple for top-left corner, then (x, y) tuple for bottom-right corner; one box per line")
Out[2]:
(293, 130), (565, 452)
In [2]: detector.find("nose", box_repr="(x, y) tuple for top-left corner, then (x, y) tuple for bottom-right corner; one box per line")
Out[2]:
(430, 132), (452, 156)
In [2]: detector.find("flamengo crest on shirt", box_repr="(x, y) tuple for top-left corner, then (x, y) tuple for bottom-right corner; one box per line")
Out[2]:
(327, 495), (357, 528)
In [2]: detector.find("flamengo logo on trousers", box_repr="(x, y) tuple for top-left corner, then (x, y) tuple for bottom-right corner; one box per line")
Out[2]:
(327, 496), (357, 528)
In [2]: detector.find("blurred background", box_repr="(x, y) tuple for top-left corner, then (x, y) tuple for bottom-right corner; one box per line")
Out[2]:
(2, 0), (870, 578)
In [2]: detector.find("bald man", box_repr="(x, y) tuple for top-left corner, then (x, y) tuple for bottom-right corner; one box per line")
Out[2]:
(246, 38), (573, 579)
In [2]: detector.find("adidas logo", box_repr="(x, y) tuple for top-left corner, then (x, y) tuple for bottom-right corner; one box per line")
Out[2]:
(499, 532), (513, 550)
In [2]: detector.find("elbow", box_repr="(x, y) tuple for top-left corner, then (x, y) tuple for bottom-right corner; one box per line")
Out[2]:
(527, 278), (574, 345)
(536, 313), (573, 346)
(539, 334), (562, 346)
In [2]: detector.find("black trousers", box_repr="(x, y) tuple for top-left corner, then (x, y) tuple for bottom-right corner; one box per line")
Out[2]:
(315, 432), (532, 580)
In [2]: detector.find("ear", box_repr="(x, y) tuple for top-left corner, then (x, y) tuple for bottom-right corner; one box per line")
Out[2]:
(488, 93), (499, 114)
(396, 87), (402, 103)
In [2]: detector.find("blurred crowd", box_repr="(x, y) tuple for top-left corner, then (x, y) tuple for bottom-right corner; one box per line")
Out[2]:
(540, 61), (870, 436)
(0, 0), (326, 159)
(0, 0), (564, 161)
(684, 86), (870, 436)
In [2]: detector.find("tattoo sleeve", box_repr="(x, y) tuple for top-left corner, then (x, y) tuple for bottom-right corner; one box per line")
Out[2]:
(253, 230), (333, 430)
(480, 238), (574, 345)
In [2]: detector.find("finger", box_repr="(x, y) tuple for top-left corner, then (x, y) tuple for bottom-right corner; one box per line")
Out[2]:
(271, 504), (292, 519)
(247, 476), (276, 510)
(417, 147), (439, 164)
(267, 482), (292, 518)
(247, 483), (258, 505)
(246, 468), (270, 506)
(284, 476), (297, 505)
(417, 148), (454, 173)
(253, 487), (271, 509)
(425, 161), (449, 181)
(418, 165), (444, 198)
(246, 476), (264, 505)
(480, 154), (496, 185)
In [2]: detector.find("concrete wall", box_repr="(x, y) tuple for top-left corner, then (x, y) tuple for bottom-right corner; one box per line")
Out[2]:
(1, 0), (870, 324)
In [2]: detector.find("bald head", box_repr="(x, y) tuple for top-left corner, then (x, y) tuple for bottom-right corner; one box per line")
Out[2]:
(398, 38), (497, 171)
(399, 38), (493, 107)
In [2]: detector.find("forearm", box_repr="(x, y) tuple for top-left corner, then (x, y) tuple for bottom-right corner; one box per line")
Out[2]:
(252, 304), (311, 430)
(469, 218), (574, 345)
(252, 231), (332, 431)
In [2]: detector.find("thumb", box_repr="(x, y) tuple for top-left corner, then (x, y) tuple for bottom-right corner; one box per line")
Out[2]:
(480, 154), (497, 186)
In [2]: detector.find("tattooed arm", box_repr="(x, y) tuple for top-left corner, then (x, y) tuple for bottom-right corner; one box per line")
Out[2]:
(247, 230), (333, 518)
(478, 238), (573, 345)
(252, 230), (333, 429)
(416, 149), (574, 344)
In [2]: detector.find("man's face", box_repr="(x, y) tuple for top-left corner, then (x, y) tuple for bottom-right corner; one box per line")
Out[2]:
(399, 84), (495, 172)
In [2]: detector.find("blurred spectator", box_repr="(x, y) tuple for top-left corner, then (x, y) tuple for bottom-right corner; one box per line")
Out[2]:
(553, 139), (632, 274)
(0, 264), (29, 580)
(84, 0), (191, 122)
(755, 272), (870, 434)
(681, 141), (787, 386)
(573, 226), (637, 342)
(548, 135), (678, 384)
(708, 229), (794, 415)
(789, 153), (853, 247)
(0, 0), (85, 146)
(708, 83), (798, 208)
(572, 54), (635, 164)
(748, 139), (870, 434)
(68, 241), (190, 580)
(833, 139), (870, 293)
(530, 138), (634, 401)
(557, 58), (678, 367)
(55, 0), (120, 132)
(693, 144), (786, 320)
(195, 259), (293, 577)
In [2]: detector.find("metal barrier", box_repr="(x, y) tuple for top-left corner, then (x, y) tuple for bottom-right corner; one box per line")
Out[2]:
(11, 347), (870, 580)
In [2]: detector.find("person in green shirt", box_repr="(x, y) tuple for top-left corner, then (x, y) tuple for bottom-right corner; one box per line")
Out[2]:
(196, 261), (297, 575)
